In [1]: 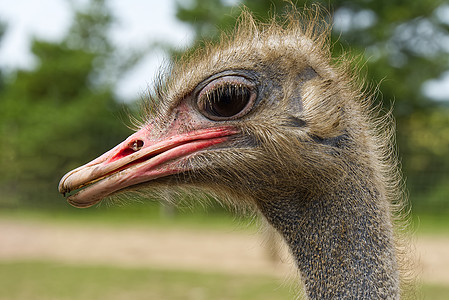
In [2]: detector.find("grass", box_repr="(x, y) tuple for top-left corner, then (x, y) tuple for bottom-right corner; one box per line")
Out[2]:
(421, 284), (449, 300)
(1, 261), (449, 299)
(0, 261), (296, 300)
(3, 202), (449, 236)
(412, 212), (449, 235)
(0, 202), (257, 231)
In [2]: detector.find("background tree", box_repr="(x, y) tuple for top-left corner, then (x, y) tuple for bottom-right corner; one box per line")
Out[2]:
(174, 0), (449, 212)
(0, 0), (138, 208)
(0, 20), (6, 92)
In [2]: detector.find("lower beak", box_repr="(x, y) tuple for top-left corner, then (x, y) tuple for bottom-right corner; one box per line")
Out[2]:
(58, 126), (237, 208)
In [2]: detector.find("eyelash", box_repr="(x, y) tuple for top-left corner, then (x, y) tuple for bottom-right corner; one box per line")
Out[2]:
(196, 76), (257, 121)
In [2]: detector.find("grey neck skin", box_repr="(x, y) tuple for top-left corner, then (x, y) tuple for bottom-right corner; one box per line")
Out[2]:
(257, 178), (400, 299)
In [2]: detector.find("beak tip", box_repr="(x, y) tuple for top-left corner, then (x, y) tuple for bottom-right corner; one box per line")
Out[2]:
(58, 181), (69, 195)
(58, 171), (71, 194)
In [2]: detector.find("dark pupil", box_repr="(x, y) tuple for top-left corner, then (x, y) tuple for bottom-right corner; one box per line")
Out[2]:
(204, 85), (250, 118)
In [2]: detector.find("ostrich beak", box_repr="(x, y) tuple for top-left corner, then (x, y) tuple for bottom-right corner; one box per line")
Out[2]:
(58, 126), (237, 208)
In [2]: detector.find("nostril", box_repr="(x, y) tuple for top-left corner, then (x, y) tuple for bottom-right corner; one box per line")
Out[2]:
(130, 139), (144, 152)
(108, 140), (145, 163)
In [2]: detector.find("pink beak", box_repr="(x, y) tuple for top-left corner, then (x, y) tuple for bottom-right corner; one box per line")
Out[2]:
(58, 126), (237, 208)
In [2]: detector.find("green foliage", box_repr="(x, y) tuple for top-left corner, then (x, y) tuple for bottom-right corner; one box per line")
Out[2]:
(176, 0), (237, 40)
(0, 0), (134, 208)
(0, 20), (6, 92)
(400, 109), (449, 211)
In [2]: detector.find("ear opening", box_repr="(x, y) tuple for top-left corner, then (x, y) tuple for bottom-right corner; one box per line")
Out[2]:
(286, 66), (319, 116)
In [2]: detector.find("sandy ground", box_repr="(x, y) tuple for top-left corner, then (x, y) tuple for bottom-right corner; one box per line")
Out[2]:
(1, 219), (448, 285)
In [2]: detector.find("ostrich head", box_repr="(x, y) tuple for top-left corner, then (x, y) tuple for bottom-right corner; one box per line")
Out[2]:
(59, 8), (410, 299)
(59, 11), (367, 208)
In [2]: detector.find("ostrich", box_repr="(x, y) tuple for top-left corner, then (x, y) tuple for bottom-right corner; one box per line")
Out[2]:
(59, 8), (411, 299)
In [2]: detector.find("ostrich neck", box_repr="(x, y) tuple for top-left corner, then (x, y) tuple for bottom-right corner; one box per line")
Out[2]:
(257, 177), (400, 299)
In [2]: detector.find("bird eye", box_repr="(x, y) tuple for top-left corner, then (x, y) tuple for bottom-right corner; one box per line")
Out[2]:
(197, 76), (256, 120)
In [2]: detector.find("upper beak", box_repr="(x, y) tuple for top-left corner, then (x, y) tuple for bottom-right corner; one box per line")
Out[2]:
(58, 126), (237, 208)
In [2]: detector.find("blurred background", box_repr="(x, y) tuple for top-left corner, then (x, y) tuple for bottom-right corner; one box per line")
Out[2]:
(0, 0), (448, 299)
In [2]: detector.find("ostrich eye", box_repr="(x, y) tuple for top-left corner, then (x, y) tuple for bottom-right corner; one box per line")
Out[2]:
(197, 76), (256, 120)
